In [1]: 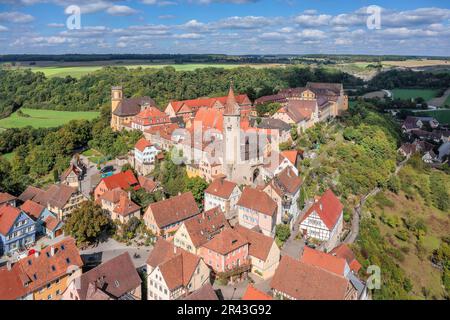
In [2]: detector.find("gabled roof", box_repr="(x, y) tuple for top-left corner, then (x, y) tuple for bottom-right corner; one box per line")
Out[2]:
(306, 82), (343, 96)
(20, 200), (45, 220)
(60, 163), (81, 181)
(234, 225), (277, 261)
(134, 107), (169, 126)
(17, 238), (83, 293)
(183, 207), (229, 248)
(0, 192), (16, 204)
(237, 187), (277, 217)
(43, 215), (61, 231)
(113, 194), (141, 217)
(300, 247), (347, 276)
(147, 239), (201, 291)
(146, 192), (199, 228)
(270, 166), (302, 196)
(0, 205), (23, 236)
(135, 138), (152, 152)
(113, 96), (156, 117)
(205, 178), (238, 199)
(281, 150), (299, 167)
(283, 100), (317, 122)
(76, 252), (141, 300)
(193, 107), (224, 132)
(300, 189), (343, 230)
(330, 244), (362, 274)
(183, 283), (218, 300)
(242, 284), (273, 300)
(270, 255), (350, 300)
(257, 118), (291, 131)
(101, 170), (139, 192)
(202, 227), (248, 256)
(138, 176), (157, 193)
(33, 184), (78, 209)
(18, 186), (44, 203)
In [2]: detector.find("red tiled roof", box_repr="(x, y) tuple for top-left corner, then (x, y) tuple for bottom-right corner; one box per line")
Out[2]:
(237, 187), (277, 217)
(77, 252), (141, 300)
(270, 166), (302, 196)
(145, 192), (199, 228)
(281, 150), (298, 166)
(193, 107), (224, 132)
(0, 205), (22, 236)
(43, 215), (60, 231)
(183, 283), (218, 300)
(113, 194), (141, 217)
(183, 207), (229, 248)
(300, 189), (343, 230)
(0, 192), (16, 204)
(135, 138), (152, 152)
(300, 247), (347, 276)
(242, 284), (273, 300)
(330, 244), (362, 274)
(17, 238), (83, 293)
(145, 123), (180, 141)
(0, 263), (28, 300)
(146, 239), (201, 291)
(33, 184), (78, 209)
(271, 256), (350, 300)
(202, 227), (248, 256)
(234, 225), (276, 261)
(101, 170), (139, 192)
(205, 178), (238, 199)
(138, 176), (157, 193)
(133, 107), (169, 126)
(20, 200), (45, 220)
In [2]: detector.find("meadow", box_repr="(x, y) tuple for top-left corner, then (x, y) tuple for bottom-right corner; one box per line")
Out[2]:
(0, 108), (100, 129)
(19, 63), (283, 78)
(391, 88), (439, 101)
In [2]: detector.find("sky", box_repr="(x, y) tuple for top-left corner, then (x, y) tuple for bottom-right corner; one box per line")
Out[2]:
(0, 0), (449, 55)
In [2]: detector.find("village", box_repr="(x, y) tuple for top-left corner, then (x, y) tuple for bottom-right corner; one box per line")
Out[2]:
(1, 77), (447, 302)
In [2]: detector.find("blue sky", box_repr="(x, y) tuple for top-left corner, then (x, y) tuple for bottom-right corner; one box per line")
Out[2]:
(0, 0), (449, 55)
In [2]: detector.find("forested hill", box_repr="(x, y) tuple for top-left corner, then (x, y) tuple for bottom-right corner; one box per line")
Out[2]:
(0, 66), (362, 117)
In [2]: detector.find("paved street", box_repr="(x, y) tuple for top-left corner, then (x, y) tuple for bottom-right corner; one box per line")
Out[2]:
(81, 238), (153, 269)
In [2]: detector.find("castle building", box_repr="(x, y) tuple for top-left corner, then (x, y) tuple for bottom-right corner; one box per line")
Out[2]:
(110, 86), (157, 131)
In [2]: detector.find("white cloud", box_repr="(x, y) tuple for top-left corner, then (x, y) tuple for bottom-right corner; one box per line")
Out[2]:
(0, 25), (8, 31)
(106, 5), (138, 16)
(294, 14), (331, 27)
(0, 11), (34, 23)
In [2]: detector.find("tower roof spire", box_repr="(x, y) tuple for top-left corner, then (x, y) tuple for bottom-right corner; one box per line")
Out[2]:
(224, 82), (239, 115)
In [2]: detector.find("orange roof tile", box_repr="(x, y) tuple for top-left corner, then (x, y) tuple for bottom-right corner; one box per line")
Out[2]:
(330, 244), (362, 274)
(20, 200), (45, 220)
(233, 225), (277, 261)
(300, 189), (343, 230)
(202, 227), (248, 256)
(281, 150), (298, 166)
(242, 284), (273, 300)
(101, 170), (140, 192)
(205, 178), (238, 199)
(237, 187), (277, 217)
(300, 247), (347, 276)
(135, 138), (152, 152)
(0, 205), (22, 236)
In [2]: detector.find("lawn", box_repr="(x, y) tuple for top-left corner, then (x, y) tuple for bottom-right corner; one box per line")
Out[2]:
(416, 109), (450, 125)
(26, 63), (283, 78)
(0, 108), (100, 129)
(391, 88), (439, 101)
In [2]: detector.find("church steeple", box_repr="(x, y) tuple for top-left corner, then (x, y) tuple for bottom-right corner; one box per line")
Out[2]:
(224, 82), (240, 115)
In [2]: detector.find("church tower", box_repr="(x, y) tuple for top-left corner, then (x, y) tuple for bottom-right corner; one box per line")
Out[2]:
(111, 86), (123, 130)
(111, 86), (123, 114)
(222, 83), (241, 179)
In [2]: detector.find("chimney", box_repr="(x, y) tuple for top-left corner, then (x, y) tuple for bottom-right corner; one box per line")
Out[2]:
(174, 246), (177, 254)
(7, 261), (12, 271)
(35, 251), (39, 258)
(50, 247), (55, 256)
(128, 191), (131, 200)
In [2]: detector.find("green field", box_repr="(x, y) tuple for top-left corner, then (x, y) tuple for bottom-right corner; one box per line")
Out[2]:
(416, 109), (450, 125)
(19, 63), (282, 78)
(0, 108), (100, 129)
(391, 88), (439, 101)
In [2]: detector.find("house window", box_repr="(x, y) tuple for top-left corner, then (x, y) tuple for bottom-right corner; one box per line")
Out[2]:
(47, 294), (52, 300)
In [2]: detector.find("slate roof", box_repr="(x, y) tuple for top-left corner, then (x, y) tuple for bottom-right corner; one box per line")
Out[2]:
(113, 97), (156, 117)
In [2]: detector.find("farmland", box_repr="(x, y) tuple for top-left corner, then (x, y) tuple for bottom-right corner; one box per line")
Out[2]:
(0, 108), (100, 129)
(6, 63), (284, 78)
(391, 89), (440, 101)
